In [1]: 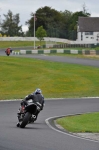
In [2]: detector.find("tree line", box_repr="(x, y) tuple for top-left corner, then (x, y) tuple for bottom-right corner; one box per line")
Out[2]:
(0, 5), (90, 40)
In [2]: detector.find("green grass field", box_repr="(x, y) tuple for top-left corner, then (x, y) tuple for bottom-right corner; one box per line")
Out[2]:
(0, 41), (45, 48)
(56, 112), (99, 133)
(1, 56), (99, 99)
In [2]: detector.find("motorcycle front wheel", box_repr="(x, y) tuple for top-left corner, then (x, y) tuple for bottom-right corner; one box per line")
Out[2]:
(20, 112), (31, 128)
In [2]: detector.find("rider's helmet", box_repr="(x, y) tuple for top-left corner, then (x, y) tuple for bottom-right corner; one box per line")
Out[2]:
(35, 88), (42, 94)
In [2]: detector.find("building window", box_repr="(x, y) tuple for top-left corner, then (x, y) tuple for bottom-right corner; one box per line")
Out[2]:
(81, 32), (83, 40)
(85, 32), (93, 35)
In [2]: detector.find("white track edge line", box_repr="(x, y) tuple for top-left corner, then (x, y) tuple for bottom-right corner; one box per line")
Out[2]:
(0, 97), (99, 102)
(45, 115), (99, 143)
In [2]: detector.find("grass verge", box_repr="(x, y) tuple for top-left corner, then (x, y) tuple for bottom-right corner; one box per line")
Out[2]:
(48, 53), (99, 60)
(56, 112), (99, 133)
(0, 41), (45, 48)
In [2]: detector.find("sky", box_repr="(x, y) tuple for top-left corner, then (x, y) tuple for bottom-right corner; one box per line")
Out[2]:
(0, 0), (99, 32)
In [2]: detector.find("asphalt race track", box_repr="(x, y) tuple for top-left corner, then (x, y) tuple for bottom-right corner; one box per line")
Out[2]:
(0, 50), (99, 150)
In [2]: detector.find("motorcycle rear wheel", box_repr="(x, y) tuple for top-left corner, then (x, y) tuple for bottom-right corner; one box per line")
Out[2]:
(20, 112), (31, 128)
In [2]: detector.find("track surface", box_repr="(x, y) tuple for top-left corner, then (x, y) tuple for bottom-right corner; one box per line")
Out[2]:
(0, 50), (99, 150)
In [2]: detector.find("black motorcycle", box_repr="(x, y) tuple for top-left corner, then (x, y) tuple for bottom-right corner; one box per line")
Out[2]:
(17, 100), (41, 128)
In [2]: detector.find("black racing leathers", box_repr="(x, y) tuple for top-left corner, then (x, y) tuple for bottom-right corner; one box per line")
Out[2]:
(21, 93), (44, 110)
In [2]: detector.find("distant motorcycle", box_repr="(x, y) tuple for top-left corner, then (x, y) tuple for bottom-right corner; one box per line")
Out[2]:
(17, 100), (41, 128)
(5, 48), (11, 56)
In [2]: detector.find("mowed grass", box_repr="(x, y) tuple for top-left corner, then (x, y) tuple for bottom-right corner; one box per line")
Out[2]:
(56, 112), (99, 133)
(0, 56), (99, 99)
(0, 41), (45, 48)
(0, 41), (96, 50)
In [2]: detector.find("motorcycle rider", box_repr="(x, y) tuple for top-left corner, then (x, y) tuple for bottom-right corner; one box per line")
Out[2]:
(5, 47), (11, 56)
(17, 88), (45, 127)
(5, 47), (13, 55)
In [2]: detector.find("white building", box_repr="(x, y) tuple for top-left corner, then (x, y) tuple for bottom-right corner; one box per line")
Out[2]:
(77, 17), (99, 44)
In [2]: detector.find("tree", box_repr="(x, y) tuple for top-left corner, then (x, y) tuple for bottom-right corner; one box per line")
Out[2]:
(26, 6), (64, 37)
(1, 10), (23, 36)
(36, 26), (47, 45)
(59, 10), (73, 38)
(67, 10), (91, 40)
(82, 3), (90, 16)
(26, 6), (91, 40)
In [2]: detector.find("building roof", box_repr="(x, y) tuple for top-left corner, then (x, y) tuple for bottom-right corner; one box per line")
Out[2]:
(78, 17), (99, 32)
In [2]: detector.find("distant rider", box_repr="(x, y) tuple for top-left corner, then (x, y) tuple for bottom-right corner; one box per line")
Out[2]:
(5, 47), (11, 55)
(5, 47), (12, 55)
